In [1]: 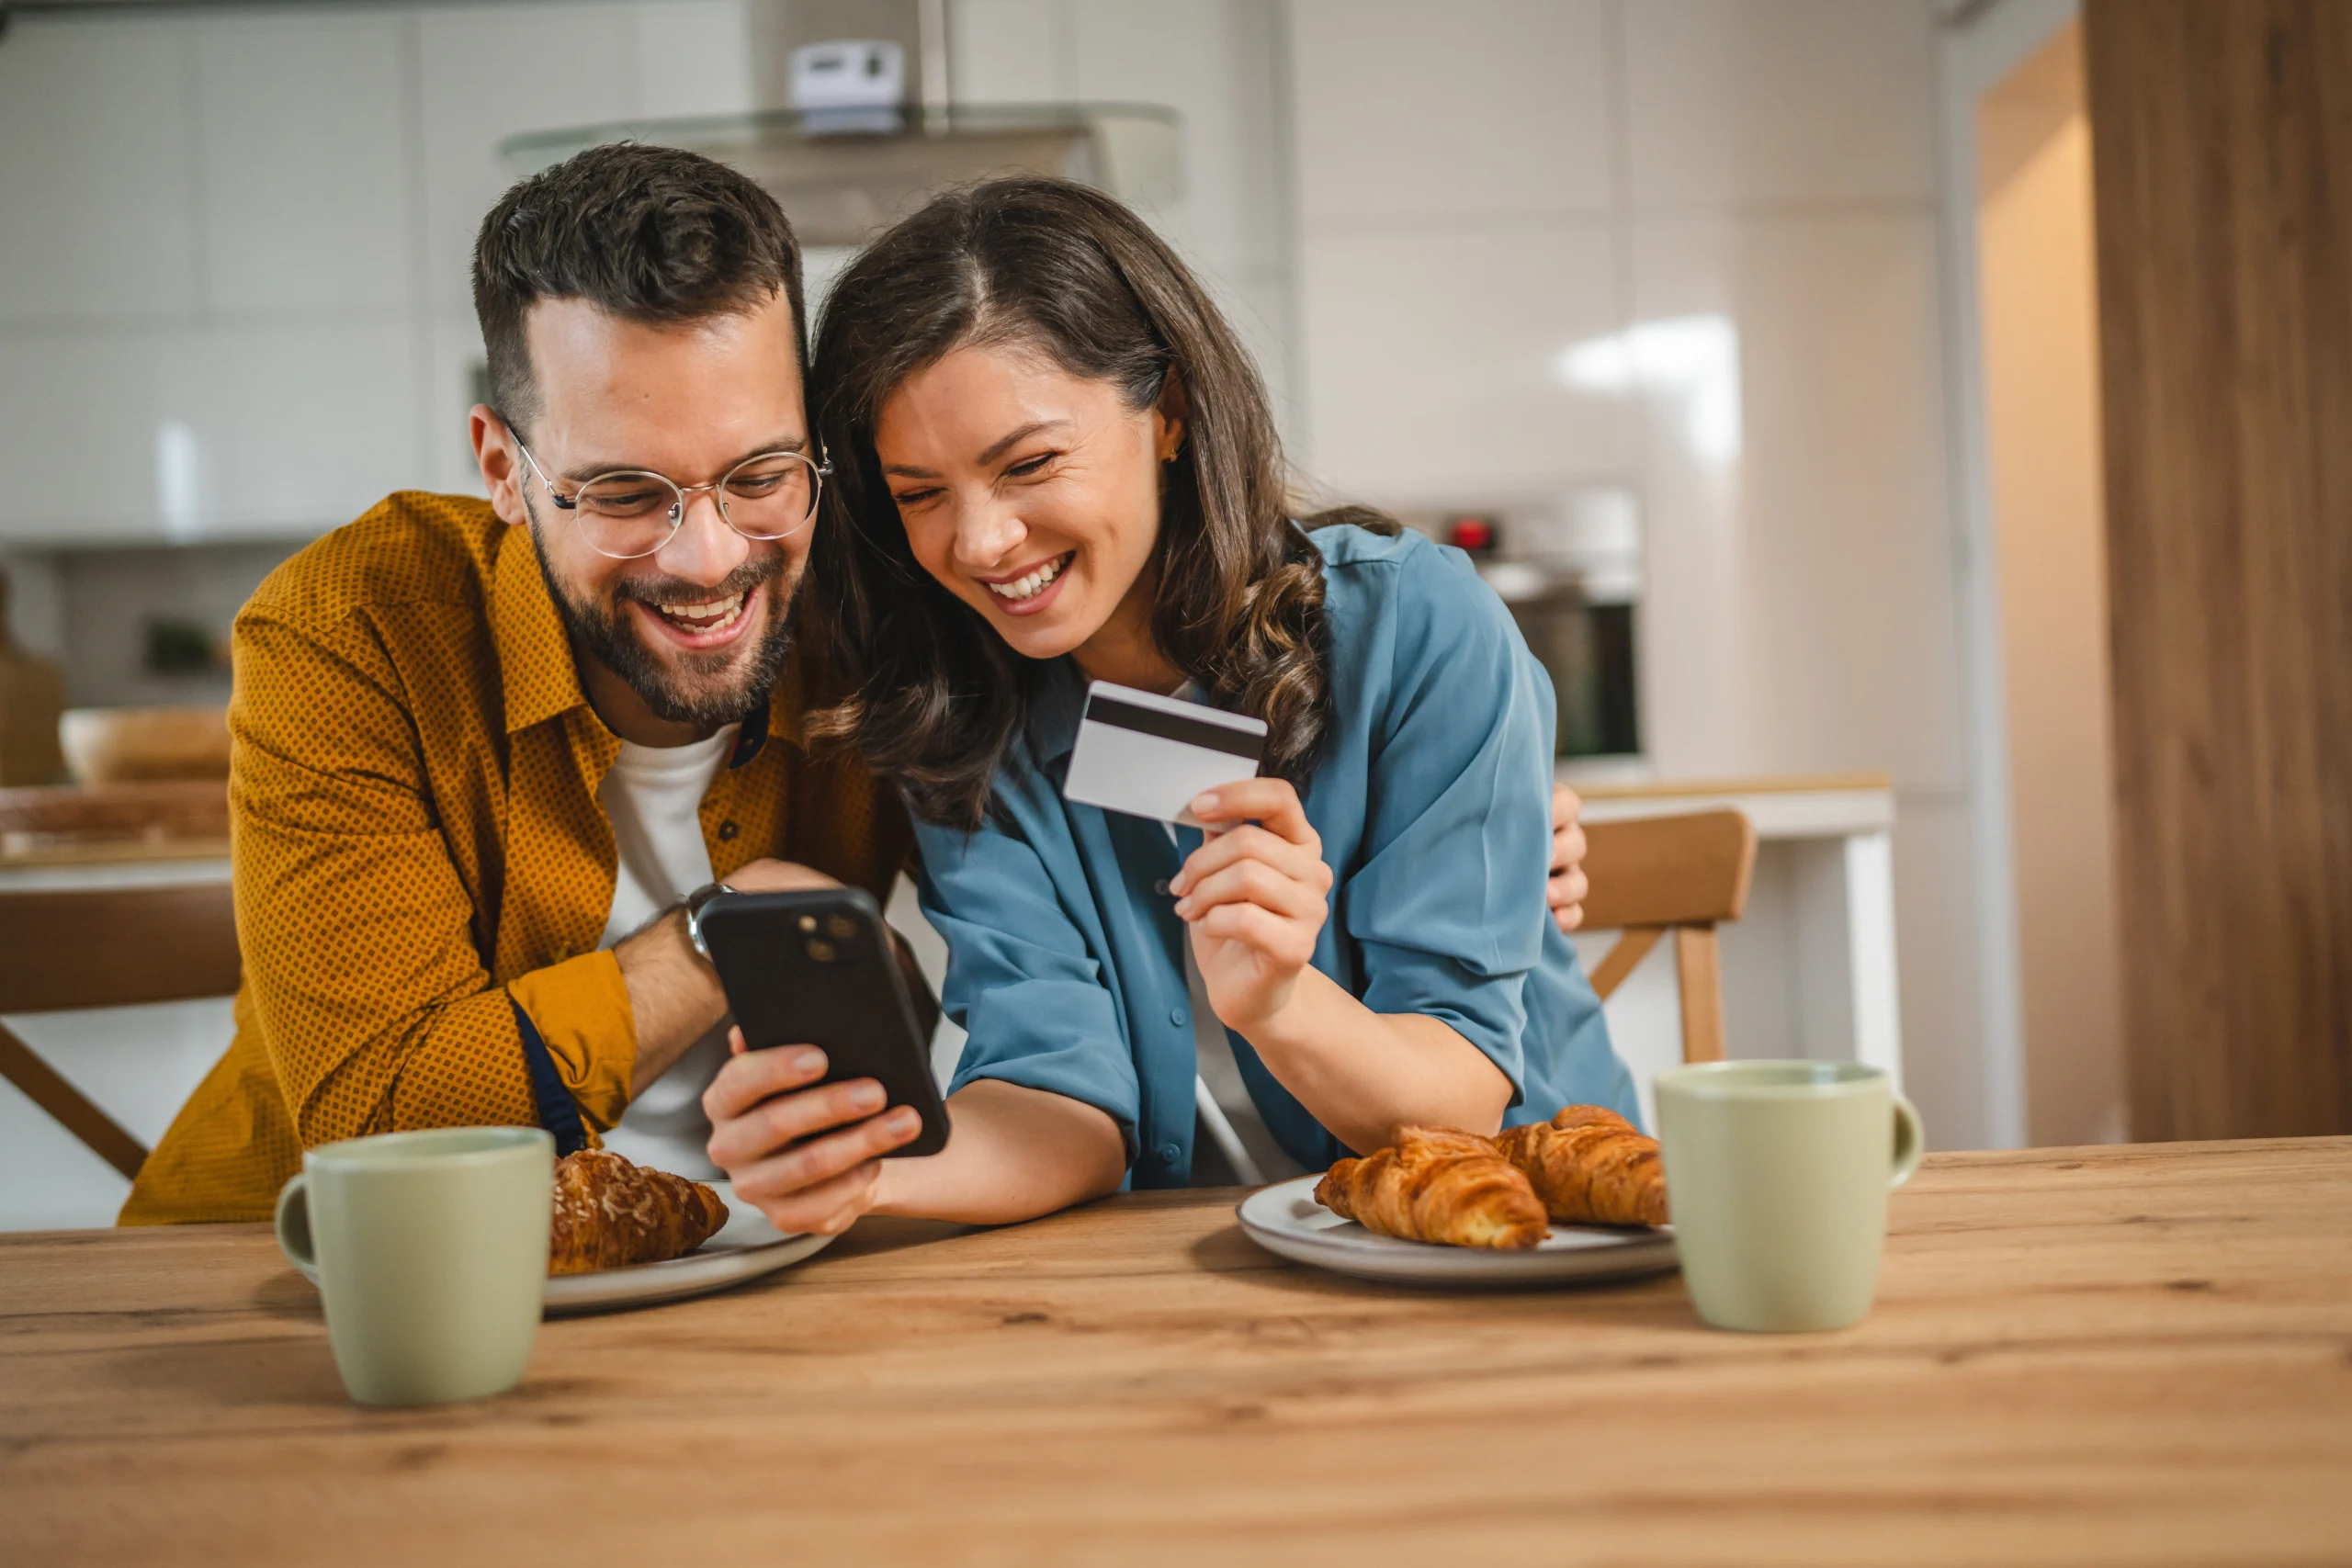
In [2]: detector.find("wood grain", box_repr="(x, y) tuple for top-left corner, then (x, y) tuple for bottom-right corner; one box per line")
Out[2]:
(2083, 0), (2352, 1137)
(4, 1139), (2346, 1566)
(1578, 809), (1756, 931)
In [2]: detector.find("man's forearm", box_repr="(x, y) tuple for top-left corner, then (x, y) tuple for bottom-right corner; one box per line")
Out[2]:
(614, 908), (729, 1095)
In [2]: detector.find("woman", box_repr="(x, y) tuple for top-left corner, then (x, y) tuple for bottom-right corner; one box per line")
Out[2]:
(704, 177), (1636, 1234)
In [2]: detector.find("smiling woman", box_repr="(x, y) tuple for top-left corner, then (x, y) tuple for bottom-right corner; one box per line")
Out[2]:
(695, 177), (1635, 1235)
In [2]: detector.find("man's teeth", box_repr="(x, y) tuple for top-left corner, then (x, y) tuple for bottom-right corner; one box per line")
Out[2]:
(650, 592), (748, 631)
(986, 555), (1069, 602)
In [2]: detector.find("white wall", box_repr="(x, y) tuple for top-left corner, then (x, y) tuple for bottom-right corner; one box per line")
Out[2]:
(1975, 28), (2124, 1145)
(1288, 0), (2001, 1148)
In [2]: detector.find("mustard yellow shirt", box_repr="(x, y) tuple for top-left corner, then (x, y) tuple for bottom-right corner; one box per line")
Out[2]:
(121, 492), (907, 1224)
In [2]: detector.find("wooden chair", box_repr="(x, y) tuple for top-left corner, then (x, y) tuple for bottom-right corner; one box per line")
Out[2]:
(1577, 808), (1758, 1063)
(0, 883), (241, 1179)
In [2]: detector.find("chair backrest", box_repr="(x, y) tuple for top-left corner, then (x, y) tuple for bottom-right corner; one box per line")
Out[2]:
(0, 883), (242, 1014)
(0, 882), (242, 1182)
(1577, 808), (1757, 1064)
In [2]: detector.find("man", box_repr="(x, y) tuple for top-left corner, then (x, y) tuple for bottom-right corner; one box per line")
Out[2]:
(121, 144), (1591, 1225)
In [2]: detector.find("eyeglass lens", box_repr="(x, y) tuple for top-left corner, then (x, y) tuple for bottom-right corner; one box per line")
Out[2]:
(572, 453), (820, 559)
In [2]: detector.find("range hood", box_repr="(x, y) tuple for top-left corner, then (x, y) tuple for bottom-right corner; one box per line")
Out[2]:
(500, 102), (1183, 250)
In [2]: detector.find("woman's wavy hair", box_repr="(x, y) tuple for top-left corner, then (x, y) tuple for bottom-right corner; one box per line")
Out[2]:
(808, 176), (1393, 829)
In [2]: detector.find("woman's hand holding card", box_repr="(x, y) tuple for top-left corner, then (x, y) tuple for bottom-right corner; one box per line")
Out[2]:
(1170, 778), (1335, 1032)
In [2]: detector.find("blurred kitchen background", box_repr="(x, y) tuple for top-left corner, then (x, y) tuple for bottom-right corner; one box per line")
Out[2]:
(9, 0), (2345, 1228)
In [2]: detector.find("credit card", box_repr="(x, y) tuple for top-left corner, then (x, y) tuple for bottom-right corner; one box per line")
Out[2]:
(1061, 681), (1268, 827)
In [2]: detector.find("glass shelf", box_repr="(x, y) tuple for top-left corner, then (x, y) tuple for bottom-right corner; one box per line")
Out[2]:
(501, 104), (1184, 248)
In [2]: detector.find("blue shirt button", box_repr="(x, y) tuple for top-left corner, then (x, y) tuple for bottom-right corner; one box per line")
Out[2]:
(1170, 1007), (1187, 1026)
(1157, 1143), (1182, 1165)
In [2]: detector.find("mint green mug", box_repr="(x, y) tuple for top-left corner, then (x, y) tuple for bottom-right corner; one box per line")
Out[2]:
(1656, 1061), (1924, 1333)
(276, 1126), (553, 1406)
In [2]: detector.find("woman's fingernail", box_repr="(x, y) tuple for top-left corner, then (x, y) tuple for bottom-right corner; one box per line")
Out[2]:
(1192, 791), (1217, 815)
(790, 1048), (825, 1076)
(1172, 897), (1193, 917)
(850, 1081), (885, 1111)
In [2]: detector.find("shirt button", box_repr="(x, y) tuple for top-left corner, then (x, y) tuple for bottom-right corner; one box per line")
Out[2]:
(718, 820), (740, 841)
(1157, 1143), (1182, 1165)
(1170, 1007), (1187, 1027)
(1153, 878), (1171, 897)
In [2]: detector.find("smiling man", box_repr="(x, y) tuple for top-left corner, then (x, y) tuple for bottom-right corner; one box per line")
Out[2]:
(120, 144), (1594, 1225)
(119, 145), (913, 1223)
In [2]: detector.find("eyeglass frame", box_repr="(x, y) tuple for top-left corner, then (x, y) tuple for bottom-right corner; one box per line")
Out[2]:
(511, 434), (833, 561)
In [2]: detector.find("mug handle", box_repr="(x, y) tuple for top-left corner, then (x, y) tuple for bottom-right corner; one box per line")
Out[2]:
(1889, 1092), (1925, 1190)
(275, 1172), (318, 1277)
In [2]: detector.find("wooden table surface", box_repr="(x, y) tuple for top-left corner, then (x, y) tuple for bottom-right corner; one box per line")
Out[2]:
(6, 1139), (2349, 1566)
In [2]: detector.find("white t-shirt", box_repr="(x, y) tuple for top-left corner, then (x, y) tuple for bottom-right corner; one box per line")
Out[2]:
(594, 725), (737, 1179)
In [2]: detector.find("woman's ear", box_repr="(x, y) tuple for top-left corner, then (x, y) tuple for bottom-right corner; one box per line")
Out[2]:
(1153, 369), (1189, 463)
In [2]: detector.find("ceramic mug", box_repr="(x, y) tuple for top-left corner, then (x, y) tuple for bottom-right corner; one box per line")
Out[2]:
(276, 1126), (553, 1406)
(1655, 1060), (1923, 1333)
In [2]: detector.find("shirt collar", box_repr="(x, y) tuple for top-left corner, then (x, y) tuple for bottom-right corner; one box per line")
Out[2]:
(491, 523), (588, 737)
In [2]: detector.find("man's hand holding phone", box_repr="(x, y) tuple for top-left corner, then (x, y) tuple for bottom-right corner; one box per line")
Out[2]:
(703, 1031), (925, 1235)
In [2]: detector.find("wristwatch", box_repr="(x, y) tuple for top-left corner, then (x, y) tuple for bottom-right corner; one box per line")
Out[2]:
(683, 880), (736, 961)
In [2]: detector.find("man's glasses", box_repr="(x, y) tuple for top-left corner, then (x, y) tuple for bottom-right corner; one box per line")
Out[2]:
(514, 439), (831, 561)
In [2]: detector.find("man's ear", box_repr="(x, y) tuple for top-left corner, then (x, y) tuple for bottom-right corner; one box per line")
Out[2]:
(1152, 369), (1188, 463)
(470, 405), (530, 529)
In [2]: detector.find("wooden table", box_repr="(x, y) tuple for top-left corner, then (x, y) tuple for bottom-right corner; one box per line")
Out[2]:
(5, 1140), (2349, 1565)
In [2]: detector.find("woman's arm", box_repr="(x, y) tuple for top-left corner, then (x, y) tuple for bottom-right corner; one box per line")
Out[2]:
(702, 1033), (1125, 1233)
(1175, 779), (1514, 1153)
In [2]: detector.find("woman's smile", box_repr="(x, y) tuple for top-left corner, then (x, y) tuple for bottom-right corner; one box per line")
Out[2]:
(978, 550), (1076, 615)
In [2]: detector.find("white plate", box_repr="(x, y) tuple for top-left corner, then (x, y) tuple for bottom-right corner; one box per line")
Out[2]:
(287, 1180), (833, 1316)
(1236, 1174), (1680, 1287)
(543, 1181), (835, 1315)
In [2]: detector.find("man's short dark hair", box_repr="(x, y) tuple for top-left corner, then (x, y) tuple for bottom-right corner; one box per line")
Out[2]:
(471, 142), (804, 434)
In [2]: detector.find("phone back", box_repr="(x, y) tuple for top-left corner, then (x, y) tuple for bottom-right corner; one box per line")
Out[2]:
(696, 888), (950, 1158)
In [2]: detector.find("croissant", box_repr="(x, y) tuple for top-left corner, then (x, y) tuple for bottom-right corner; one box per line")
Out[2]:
(1491, 1106), (1669, 1227)
(548, 1148), (729, 1275)
(1315, 1126), (1549, 1249)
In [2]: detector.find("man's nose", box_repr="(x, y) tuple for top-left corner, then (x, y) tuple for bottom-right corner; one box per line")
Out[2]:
(654, 487), (749, 585)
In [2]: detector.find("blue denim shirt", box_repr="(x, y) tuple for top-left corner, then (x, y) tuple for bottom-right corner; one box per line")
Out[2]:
(913, 524), (1638, 1188)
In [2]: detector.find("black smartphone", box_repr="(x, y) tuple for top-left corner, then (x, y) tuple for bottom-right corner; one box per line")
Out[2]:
(695, 887), (951, 1158)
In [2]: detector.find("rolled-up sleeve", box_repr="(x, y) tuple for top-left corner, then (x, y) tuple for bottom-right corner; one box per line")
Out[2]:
(1340, 558), (1557, 1109)
(915, 810), (1143, 1162)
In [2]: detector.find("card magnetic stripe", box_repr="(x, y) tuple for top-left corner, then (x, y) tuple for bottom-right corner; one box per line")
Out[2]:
(1083, 695), (1265, 760)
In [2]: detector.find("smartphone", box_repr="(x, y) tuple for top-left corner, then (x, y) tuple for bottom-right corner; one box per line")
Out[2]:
(695, 887), (951, 1158)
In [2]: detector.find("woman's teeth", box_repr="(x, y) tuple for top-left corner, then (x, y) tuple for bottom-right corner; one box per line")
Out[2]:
(650, 591), (748, 633)
(986, 554), (1070, 604)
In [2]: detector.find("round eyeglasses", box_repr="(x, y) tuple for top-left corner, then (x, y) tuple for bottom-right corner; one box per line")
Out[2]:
(514, 440), (831, 561)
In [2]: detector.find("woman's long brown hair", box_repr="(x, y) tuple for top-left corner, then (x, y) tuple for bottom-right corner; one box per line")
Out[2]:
(808, 176), (1393, 829)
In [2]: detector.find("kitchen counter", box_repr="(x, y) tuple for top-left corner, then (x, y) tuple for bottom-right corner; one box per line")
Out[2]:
(4, 1137), (2347, 1564)
(1562, 772), (1902, 1118)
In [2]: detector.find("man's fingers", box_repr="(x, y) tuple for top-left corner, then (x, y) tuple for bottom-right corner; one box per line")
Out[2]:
(1552, 818), (1587, 874)
(1190, 778), (1312, 845)
(1547, 866), (1589, 908)
(1552, 783), (1582, 834)
(702, 1043), (826, 1123)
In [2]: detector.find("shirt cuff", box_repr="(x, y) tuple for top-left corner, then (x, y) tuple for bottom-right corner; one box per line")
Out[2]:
(506, 949), (637, 1132)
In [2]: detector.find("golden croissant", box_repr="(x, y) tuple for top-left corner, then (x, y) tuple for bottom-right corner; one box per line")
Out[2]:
(548, 1148), (729, 1276)
(1315, 1126), (1549, 1249)
(1491, 1105), (1668, 1227)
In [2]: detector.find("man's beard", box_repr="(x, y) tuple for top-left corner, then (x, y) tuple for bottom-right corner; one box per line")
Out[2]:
(531, 523), (798, 729)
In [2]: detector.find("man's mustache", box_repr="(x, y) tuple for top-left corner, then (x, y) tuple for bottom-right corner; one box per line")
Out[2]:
(609, 556), (785, 609)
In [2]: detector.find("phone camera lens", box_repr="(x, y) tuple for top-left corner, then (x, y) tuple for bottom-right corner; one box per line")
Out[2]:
(805, 938), (838, 963)
(797, 915), (818, 933)
(825, 914), (858, 941)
